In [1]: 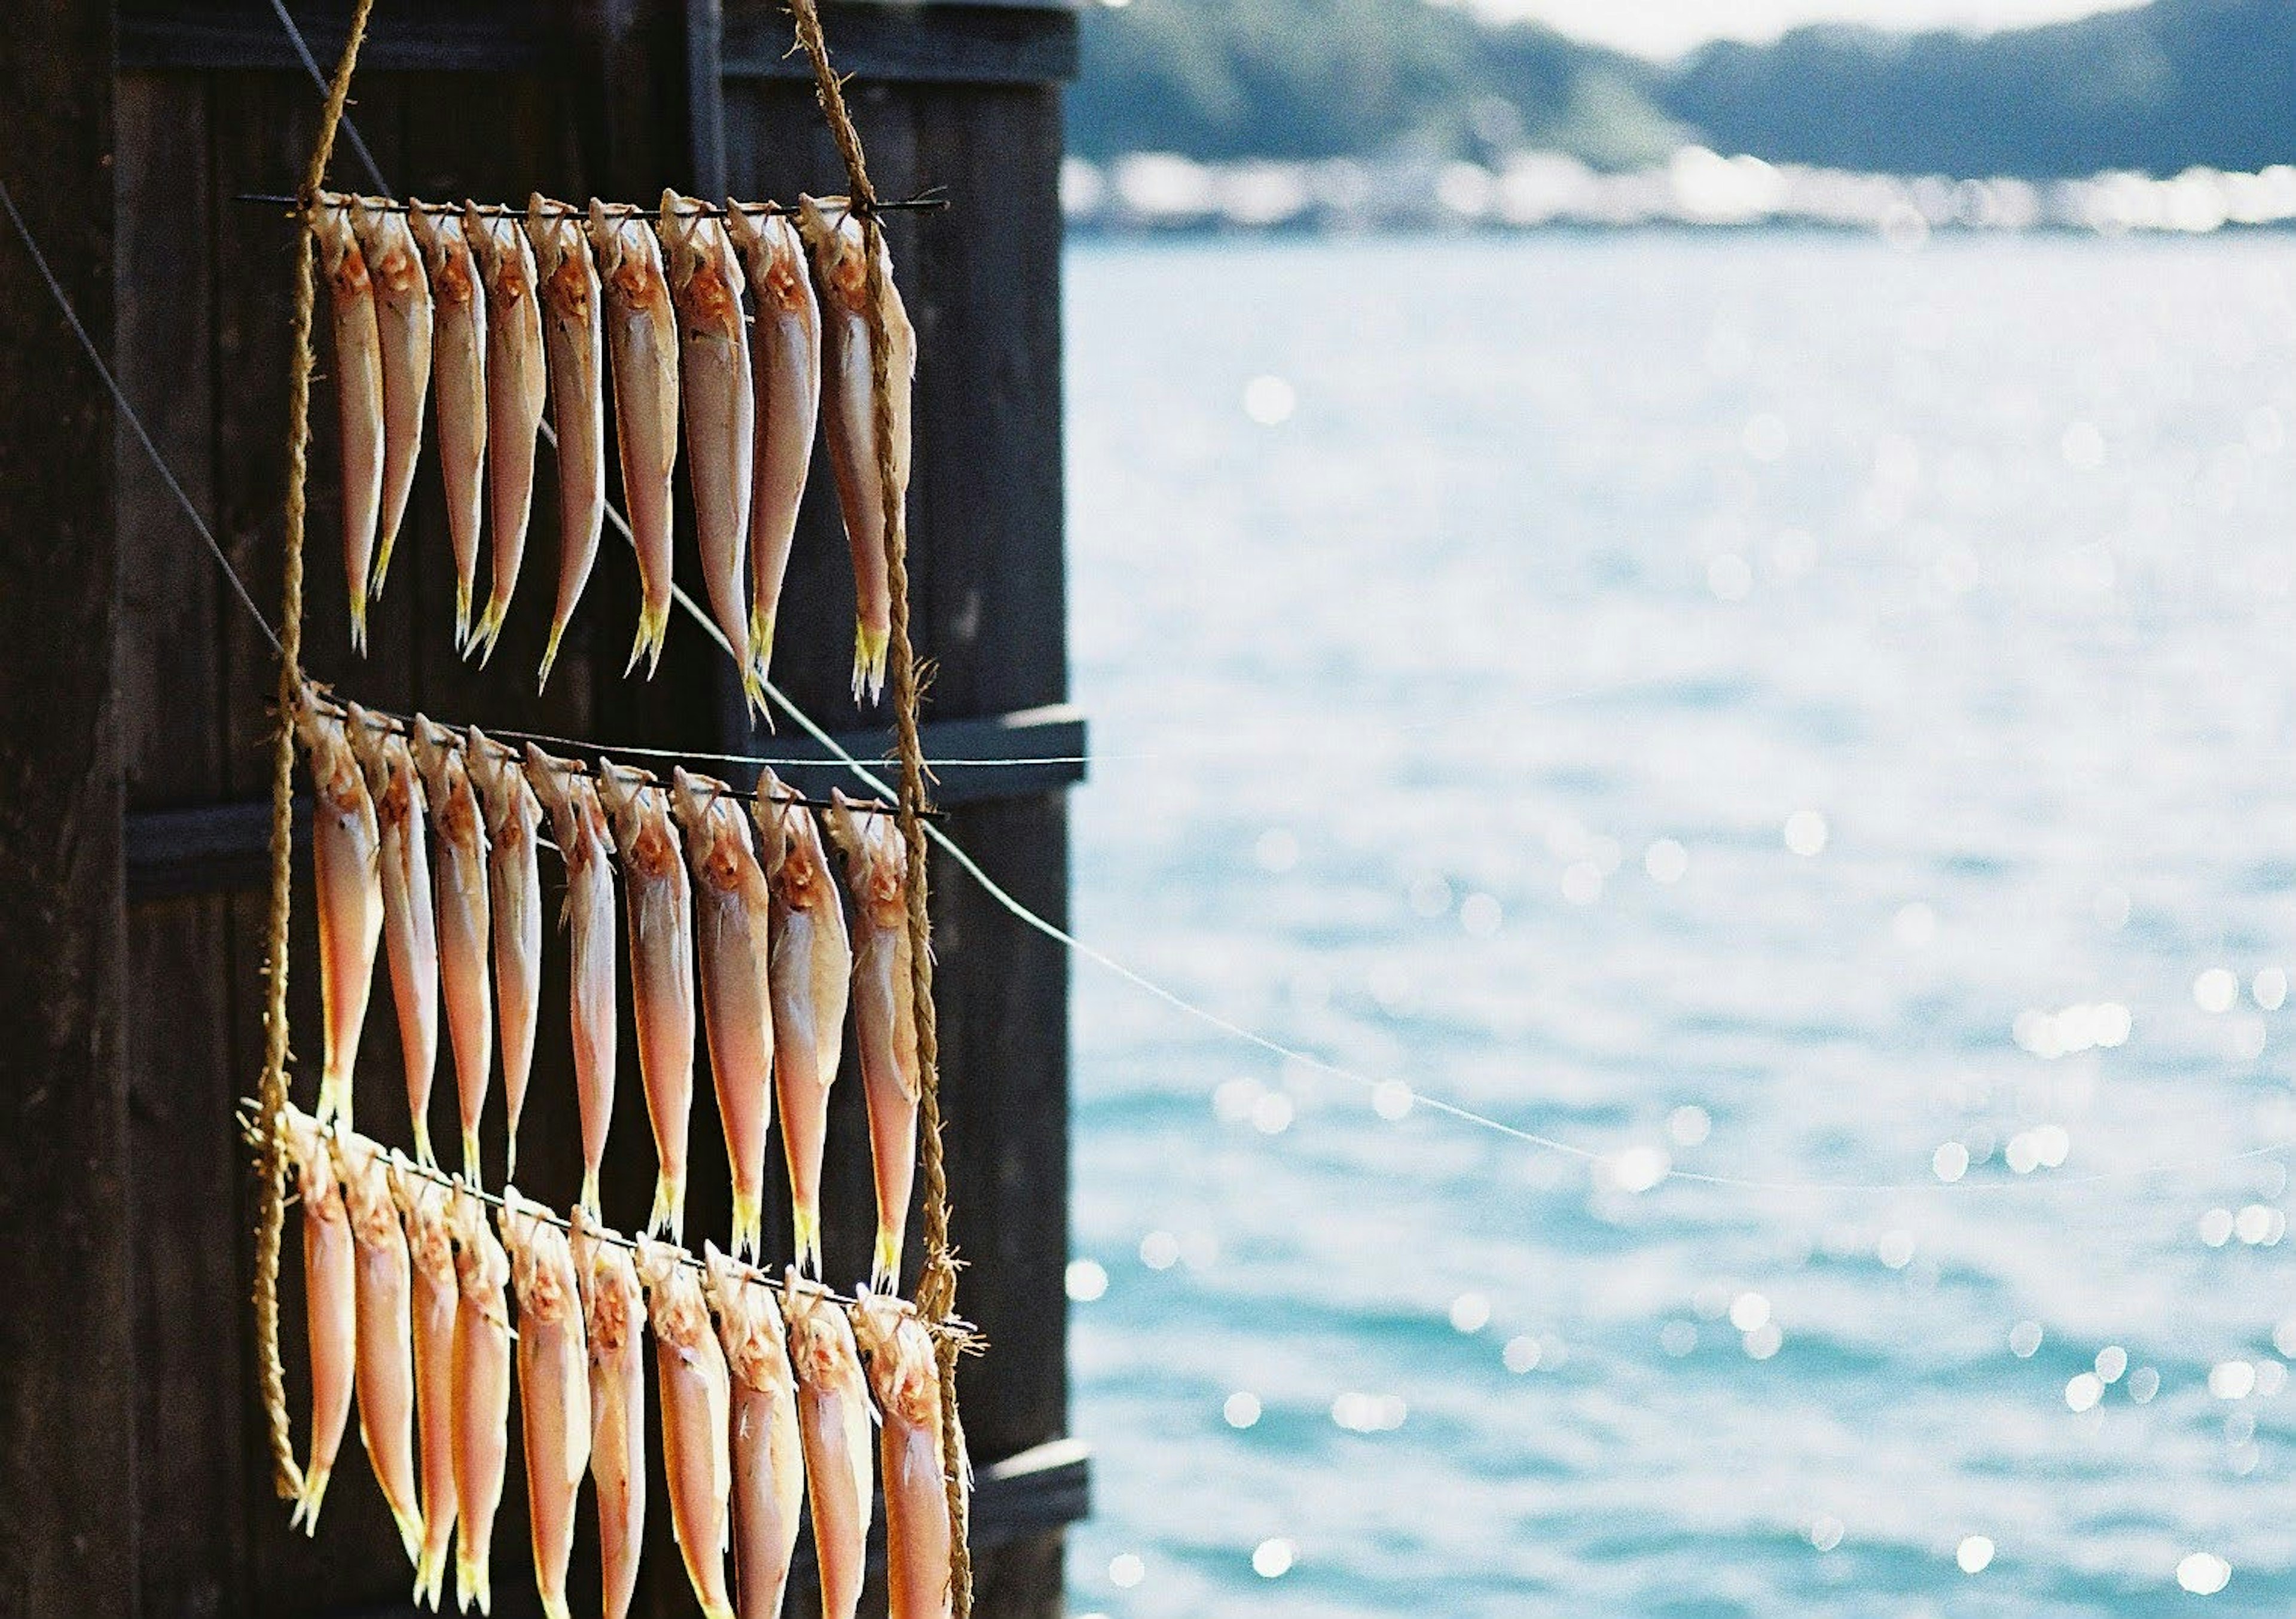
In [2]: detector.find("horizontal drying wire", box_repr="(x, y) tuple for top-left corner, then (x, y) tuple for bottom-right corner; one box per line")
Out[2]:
(15, 33), (2289, 1205)
(234, 190), (952, 218)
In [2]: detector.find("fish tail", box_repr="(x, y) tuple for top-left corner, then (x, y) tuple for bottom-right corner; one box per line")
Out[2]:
(740, 659), (768, 725)
(732, 1190), (762, 1264)
(539, 1597), (571, 1619)
(648, 1170), (685, 1243)
(315, 1071), (350, 1129)
(370, 530), (398, 603)
(456, 1544), (487, 1614)
(413, 1119), (438, 1172)
(291, 1463), (331, 1535)
(349, 587), (369, 656)
(751, 603), (776, 680)
(537, 619), (566, 693)
(851, 619), (889, 705)
(414, 1537), (444, 1608)
(503, 1129), (520, 1186)
(625, 599), (668, 679)
(472, 600), (505, 668)
(871, 1225), (902, 1295)
(579, 1165), (602, 1221)
(390, 1501), (424, 1570)
(461, 1126), (484, 1192)
(792, 1203), (822, 1278)
(454, 581), (473, 653)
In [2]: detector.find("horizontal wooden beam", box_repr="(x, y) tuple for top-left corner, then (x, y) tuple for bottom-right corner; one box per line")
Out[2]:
(125, 706), (1086, 902)
(118, 0), (1080, 84)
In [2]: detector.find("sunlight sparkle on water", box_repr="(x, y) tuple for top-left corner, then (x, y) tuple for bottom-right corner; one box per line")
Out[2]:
(1372, 1080), (1414, 1120)
(1806, 1515), (1843, 1553)
(1241, 374), (1295, 426)
(2177, 1553), (2231, 1596)
(2095, 1346), (2127, 1383)
(1253, 1538), (1296, 1579)
(1669, 1105), (1711, 1146)
(1958, 1536), (1995, 1574)
(2064, 1373), (2103, 1413)
(2195, 968), (2240, 1013)
(1449, 1293), (1492, 1334)
(1108, 1554), (1145, 1590)
(1932, 1142), (1970, 1182)
(2010, 1322), (2044, 1358)
(1138, 1230), (1180, 1270)
(1783, 810), (1828, 857)
(1644, 838), (1690, 883)
(1503, 1334), (1543, 1374)
(1223, 1391), (1261, 1429)
(1065, 1260), (1108, 1303)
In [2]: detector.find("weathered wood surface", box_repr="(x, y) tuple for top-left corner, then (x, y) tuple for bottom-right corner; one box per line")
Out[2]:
(75, 3), (1083, 1615)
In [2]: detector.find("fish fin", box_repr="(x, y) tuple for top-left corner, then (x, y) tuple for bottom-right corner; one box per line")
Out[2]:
(625, 598), (669, 679)
(292, 1463), (331, 1534)
(792, 1203), (822, 1278)
(370, 530), (397, 603)
(537, 619), (566, 692)
(851, 619), (889, 705)
(391, 1502), (423, 1570)
(732, 1190), (762, 1264)
(871, 1226), (902, 1296)
(454, 581), (472, 653)
(414, 1539), (442, 1608)
(472, 601), (505, 668)
(462, 1126), (484, 1192)
(454, 1545), (482, 1613)
(349, 588), (369, 657)
(648, 1171), (685, 1242)
(750, 603), (775, 680)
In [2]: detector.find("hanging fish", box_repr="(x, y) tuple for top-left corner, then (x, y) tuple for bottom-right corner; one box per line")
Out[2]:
(284, 1105), (357, 1535)
(752, 773), (850, 1276)
(526, 195), (607, 692)
(669, 769), (775, 1261)
(703, 1249), (805, 1619)
(410, 717), (493, 1185)
(388, 1159), (462, 1611)
(349, 200), (433, 606)
(332, 1132), (425, 1567)
(825, 792), (920, 1291)
(658, 192), (756, 678)
(784, 1278), (874, 1619)
(850, 1297), (969, 1619)
(529, 748), (619, 1215)
(314, 194), (386, 655)
(636, 1238), (737, 1619)
(448, 1183), (512, 1617)
(795, 195), (915, 705)
(587, 201), (679, 676)
(726, 206), (820, 707)
(406, 204), (488, 649)
(598, 762), (696, 1240)
(499, 1190), (592, 1619)
(571, 1210), (648, 1619)
(466, 729), (544, 1183)
(466, 204), (548, 664)
(297, 698), (383, 1129)
(346, 707), (442, 1168)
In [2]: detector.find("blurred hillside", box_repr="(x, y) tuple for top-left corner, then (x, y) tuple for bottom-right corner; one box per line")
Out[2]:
(1068, 0), (2296, 178)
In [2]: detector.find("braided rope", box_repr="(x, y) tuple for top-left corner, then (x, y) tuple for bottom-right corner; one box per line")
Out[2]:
(252, 0), (376, 1504)
(782, 3), (973, 1612)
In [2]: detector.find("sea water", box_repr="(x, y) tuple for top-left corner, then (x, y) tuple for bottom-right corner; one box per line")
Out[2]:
(1060, 233), (2296, 1617)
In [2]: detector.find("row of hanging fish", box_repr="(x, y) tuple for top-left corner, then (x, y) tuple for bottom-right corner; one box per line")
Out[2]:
(296, 685), (922, 1292)
(315, 188), (915, 708)
(283, 1110), (963, 1618)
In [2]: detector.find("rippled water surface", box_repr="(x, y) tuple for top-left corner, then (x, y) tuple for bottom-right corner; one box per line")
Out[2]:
(1057, 233), (2296, 1617)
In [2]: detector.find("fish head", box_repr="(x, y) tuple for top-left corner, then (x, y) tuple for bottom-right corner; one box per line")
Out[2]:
(577, 1215), (645, 1358)
(635, 1238), (712, 1348)
(758, 215), (814, 314)
(341, 701), (388, 787)
(706, 1251), (792, 1394)
(663, 207), (744, 331)
(796, 194), (871, 313)
(522, 742), (576, 830)
(450, 1186), (511, 1299)
(409, 204), (477, 307)
(784, 1275), (861, 1386)
(390, 1160), (457, 1281)
(750, 771), (793, 880)
(282, 1104), (336, 1205)
(502, 1191), (578, 1323)
(850, 1296), (940, 1425)
(312, 196), (370, 294)
(301, 708), (370, 818)
(770, 805), (838, 913)
(407, 713), (452, 799)
(351, 203), (425, 304)
(526, 195), (594, 317)
(466, 206), (532, 306)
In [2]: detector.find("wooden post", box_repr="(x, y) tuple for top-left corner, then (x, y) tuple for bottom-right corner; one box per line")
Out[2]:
(0, 1), (138, 1614)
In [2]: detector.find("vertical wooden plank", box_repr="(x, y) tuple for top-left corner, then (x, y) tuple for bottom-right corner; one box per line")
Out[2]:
(0, 1), (136, 1614)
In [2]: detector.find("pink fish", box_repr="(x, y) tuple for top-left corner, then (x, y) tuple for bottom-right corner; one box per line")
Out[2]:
(703, 1250), (805, 1619)
(285, 1105), (357, 1534)
(332, 1132), (425, 1566)
(448, 1185), (512, 1615)
(315, 194), (386, 654)
(726, 206), (819, 708)
(346, 707), (442, 1167)
(350, 199), (433, 606)
(572, 1210), (647, 1619)
(406, 204), (488, 648)
(387, 1160), (462, 1609)
(500, 1191), (592, 1619)
(529, 748), (619, 1214)
(784, 1278), (874, 1619)
(297, 698), (383, 1129)
(599, 762), (696, 1239)
(466, 204), (548, 664)
(526, 195), (607, 691)
(466, 729), (544, 1182)
(658, 193), (755, 679)
(850, 1297), (968, 1619)
(670, 769), (775, 1261)
(637, 1238), (736, 1619)
(752, 774), (849, 1276)
(588, 201), (679, 674)
(825, 793), (920, 1290)
(410, 718), (493, 1183)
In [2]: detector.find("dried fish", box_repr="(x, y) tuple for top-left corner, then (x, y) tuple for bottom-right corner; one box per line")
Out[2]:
(298, 699), (383, 1129)
(466, 205), (548, 664)
(826, 792), (920, 1291)
(529, 747), (619, 1215)
(670, 769), (775, 1261)
(752, 774), (850, 1275)
(467, 730), (544, 1183)
(388, 1160), (462, 1609)
(350, 198), (433, 606)
(500, 1190), (592, 1619)
(703, 1249), (806, 1619)
(850, 1297), (968, 1619)
(410, 717), (493, 1184)
(637, 1237), (737, 1619)
(285, 1105), (357, 1535)
(588, 201), (679, 675)
(796, 195), (915, 704)
(527, 196), (606, 691)
(599, 762), (697, 1240)
(785, 1279), (874, 1619)
(448, 1184), (512, 1617)
(347, 705), (442, 1168)
(333, 1132), (425, 1568)
(407, 204), (488, 648)
(726, 207), (820, 706)
(572, 1210), (648, 1619)
(315, 195), (386, 654)
(660, 191), (756, 679)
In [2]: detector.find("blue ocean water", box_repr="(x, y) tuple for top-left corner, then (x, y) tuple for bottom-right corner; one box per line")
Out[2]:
(1057, 233), (2296, 1617)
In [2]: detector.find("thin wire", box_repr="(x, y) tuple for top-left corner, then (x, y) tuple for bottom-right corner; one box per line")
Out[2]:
(0, 176), (285, 658)
(236, 190), (951, 218)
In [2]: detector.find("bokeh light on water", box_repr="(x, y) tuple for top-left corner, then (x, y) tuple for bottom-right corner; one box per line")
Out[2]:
(1062, 234), (2296, 1614)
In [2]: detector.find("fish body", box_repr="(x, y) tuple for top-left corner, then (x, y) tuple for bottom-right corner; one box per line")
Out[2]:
(350, 200), (433, 604)
(670, 770), (775, 1260)
(572, 1212), (648, 1619)
(637, 1239), (736, 1619)
(389, 1162), (462, 1609)
(659, 193), (755, 678)
(500, 1192), (593, 1619)
(588, 201), (680, 674)
(448, 1186), (513, 1616)
(407, 204), (488, 647)
(850, 1298), (967, 1619)
(527, 197), (607, 690)
(298, 701), (384, 1128)
(315, 195), (386, 653)
(785, 1281), (874, 1619)
(333, 1133), (425, 1566)
(795, 196), (914, 704)
(530, 749), (619, 1214)
(826, 793), (920, 1290)
(599, 762), (696, 1239)
(285, 1106), (358, 1534)
(704, 1250), (805, 1619)
(466, 730), (544, 1183)
(347, 708), (442, 1168)
(726, 207), (819, 705)
(410, 717), (493, 1183)
(753, 774), (850, 1275)
(467, 206), (548, 664)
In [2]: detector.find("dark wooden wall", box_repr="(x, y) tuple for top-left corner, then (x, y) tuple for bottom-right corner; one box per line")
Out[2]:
(1, 1), (1084, 1614)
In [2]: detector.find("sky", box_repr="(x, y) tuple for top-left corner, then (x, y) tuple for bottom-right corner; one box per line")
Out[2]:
(1465, 0), (2143, 59)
